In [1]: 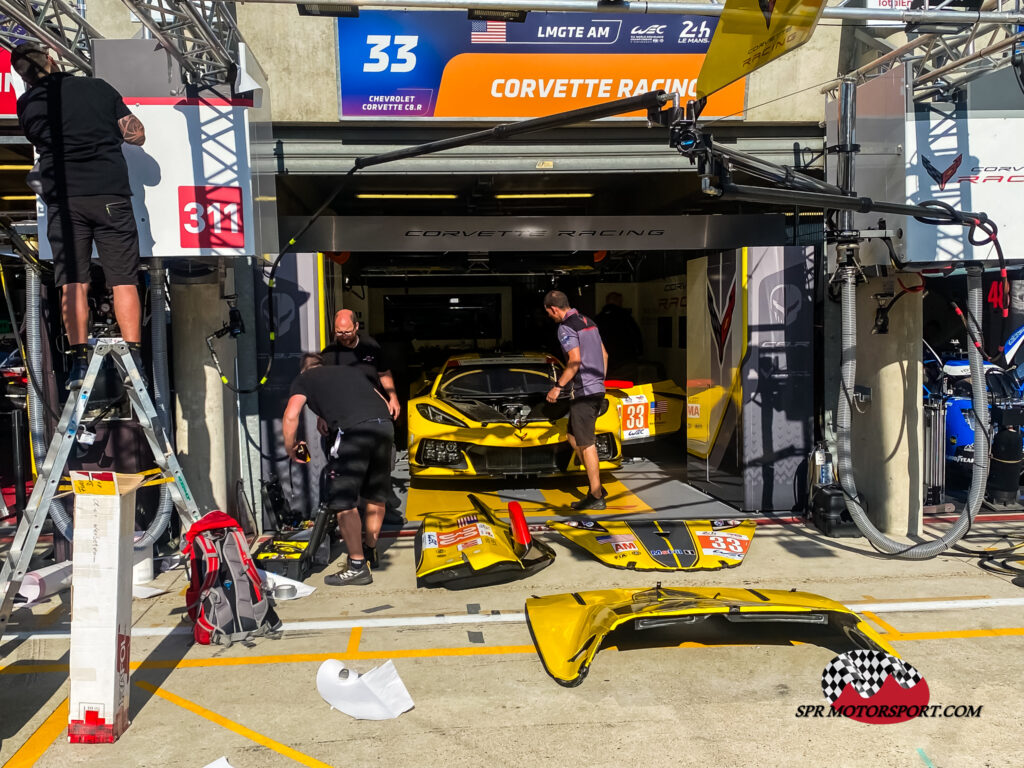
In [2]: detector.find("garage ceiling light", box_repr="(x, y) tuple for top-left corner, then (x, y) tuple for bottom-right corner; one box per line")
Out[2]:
(297, 3), (358, 17)
(357, 193), (458, 199)
(468, 9), (529, 23)
(494, 193), (594, 199)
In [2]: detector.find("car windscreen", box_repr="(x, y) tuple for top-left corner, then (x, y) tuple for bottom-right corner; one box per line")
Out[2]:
(439, 364), (554, 398)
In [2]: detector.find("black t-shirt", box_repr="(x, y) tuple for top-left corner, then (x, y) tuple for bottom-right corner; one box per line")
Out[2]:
(17, 72), (133, 204)
(290, 365), (391, 431)
(320, 333), (389, 385)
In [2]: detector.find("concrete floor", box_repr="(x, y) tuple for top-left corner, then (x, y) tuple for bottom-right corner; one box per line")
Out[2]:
(3, 458), (1024, 767)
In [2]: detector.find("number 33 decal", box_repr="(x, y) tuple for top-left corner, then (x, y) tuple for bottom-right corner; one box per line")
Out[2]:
(363, 35), (419, 73)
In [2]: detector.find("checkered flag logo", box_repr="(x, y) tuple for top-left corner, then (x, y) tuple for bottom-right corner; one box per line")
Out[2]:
(821, 650), (923, 703)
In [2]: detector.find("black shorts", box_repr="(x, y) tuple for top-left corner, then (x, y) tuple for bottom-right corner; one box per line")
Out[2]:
(47, 195), (141, 287)
(568, 394), (604, 448)
(321, 419), (394, 511)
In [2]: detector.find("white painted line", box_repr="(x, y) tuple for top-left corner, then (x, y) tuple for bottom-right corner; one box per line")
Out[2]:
(850, 597), (1024, 614)
(8, 596), (1024, 642)
(4, 611), (529, 641)
(280, 613), (527, 632)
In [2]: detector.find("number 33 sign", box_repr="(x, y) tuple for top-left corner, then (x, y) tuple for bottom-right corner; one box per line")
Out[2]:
(178, 186), (245, 248)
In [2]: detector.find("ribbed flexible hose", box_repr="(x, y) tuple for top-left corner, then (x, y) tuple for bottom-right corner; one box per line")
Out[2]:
(836, 265), (988, 558)
(134, 261), (173, 550)
(25, 269), (72, 539)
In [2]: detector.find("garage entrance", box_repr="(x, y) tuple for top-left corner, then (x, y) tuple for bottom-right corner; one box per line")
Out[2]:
(256, 160), (822, 520)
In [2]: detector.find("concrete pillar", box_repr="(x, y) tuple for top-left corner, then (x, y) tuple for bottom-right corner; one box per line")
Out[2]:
(849, 275), (924, 536)
(170, 271), (231, 514)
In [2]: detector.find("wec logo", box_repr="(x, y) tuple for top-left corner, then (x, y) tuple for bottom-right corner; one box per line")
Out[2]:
(630, 24), (666, 35)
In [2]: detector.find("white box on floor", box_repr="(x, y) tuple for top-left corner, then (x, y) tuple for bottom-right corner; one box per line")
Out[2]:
(68, 471), (145, 744)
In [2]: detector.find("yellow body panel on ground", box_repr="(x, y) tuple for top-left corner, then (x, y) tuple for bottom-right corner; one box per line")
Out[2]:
(525, 586), (898, 686)
(415, 496), (555, 589)
(550, 519), (755, 571)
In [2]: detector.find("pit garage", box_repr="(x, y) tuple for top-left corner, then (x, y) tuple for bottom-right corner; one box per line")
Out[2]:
(256, 126), (825, 524)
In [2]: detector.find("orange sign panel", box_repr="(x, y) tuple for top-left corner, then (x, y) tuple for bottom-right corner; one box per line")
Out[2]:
(435, 54), (745, 119)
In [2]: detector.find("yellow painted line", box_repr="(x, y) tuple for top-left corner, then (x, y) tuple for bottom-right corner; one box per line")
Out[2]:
(139, 644), (537, 670)
(537, 477), (645, 515)
(7, 621), (1024, 680)
(1, 663), (70, 676)
(346, 626), (362, 654)
(3, 697), (68, 768)
(346, 644), (535, 661)
(0, 642), (534, 677)
(860, 611), (902, 637)
(134, 681), (334, 768)
(854, 594), (990, 605)
(35, 603), (69, 630)
(891, 627), (1024, 642)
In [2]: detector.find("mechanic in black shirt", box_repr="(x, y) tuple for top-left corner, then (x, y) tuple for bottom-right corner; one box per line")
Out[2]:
(596, 291), (644, 377)
(283, 354), (394, 587)
(321, 309), (401, 419)
(12, 44), (148, 389)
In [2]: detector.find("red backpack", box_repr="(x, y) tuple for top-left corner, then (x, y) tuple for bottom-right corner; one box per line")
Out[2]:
(184, 511), (282, 646)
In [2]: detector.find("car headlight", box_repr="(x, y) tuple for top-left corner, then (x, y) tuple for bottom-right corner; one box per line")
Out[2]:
(599, 398), (610, 417)
(418, 438), (466, 467)
(416, 403), (468, 427)
(596, 433), (617, 461)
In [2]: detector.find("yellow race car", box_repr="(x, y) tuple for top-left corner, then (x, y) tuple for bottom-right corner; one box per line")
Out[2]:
(407, 353), (685, 479)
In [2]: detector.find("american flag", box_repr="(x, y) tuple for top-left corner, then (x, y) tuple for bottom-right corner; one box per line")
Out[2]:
(471, 20), (507, 43)
(650, 400), (669, 414)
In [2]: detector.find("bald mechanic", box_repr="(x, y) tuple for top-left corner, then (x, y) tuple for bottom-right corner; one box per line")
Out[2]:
(283, 354), (393, 586)
(321, 309), (401, 419)
(544, 290), (609, 511)
(12, 43), (147, 389)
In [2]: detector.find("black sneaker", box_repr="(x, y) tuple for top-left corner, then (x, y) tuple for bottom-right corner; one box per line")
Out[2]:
(65, 350), (90, 390)
(571, 492), (607, 511)
(324, 561), (372, 586)
(363, 544), (379, 569)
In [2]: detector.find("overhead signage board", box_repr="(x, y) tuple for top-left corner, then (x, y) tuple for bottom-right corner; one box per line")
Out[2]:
(696, 0), (826, 99)
(338, 11), (746, 120)
(283, 214), (788, 252)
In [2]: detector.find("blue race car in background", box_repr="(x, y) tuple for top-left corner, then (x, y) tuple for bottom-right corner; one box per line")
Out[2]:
(925, 325), (1024, 469)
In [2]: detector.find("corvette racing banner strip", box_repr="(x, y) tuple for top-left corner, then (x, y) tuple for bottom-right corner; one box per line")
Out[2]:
(338, 10), (746, 119)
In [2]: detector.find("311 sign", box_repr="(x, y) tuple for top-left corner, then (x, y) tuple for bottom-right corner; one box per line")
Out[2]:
(178, 185), (245, 249)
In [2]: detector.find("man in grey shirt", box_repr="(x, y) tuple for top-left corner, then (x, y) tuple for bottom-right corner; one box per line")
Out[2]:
(544, 290), (609, 510)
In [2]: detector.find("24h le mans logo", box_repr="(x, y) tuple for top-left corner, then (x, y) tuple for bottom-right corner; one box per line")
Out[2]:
(820, 650), (929, 724)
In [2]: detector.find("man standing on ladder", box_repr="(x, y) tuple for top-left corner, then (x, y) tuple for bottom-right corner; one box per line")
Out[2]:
(12, 43), (148, 389)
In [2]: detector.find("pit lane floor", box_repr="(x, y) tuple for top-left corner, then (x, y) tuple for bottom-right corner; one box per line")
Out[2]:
(3, 460), (1024, 767)
(396, 441), (738, 522)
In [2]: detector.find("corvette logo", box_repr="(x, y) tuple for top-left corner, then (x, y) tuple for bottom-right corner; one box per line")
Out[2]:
(759, 0), (777, 28)
(922, 154), (963, 191)
(707, 278), (737, 364)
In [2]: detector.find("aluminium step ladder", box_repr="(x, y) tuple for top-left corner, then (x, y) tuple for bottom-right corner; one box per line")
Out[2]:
(0, 340), (201, 642)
